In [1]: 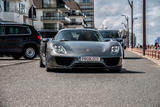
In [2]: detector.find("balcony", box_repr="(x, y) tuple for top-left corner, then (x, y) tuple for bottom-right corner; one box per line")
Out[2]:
(68, 12), (84, 16)
(80, 6), (93, 10)
(0, 12), (24, 23)
(41, 15), (71, 23)
(85, 14), (93, 16)
(84, 19), (93, 22)
(64, 22), (83, 25)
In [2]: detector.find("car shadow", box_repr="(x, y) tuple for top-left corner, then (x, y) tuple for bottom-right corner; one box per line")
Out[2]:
(0, 58), (39, 61)
(124, 57), (143, 60)
(52, 68), (145, 74)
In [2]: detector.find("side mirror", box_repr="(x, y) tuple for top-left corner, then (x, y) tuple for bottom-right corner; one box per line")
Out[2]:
(42, 38), (49, 42)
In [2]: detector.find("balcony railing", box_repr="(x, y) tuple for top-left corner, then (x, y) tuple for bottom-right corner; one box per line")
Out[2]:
(81, 7), (93, 10)
(41, 16), (71, 22)
(85, 14), (93, 16)
(84, 19), (93, 22)
(68, 13), (84, 16)
(64, 22), (83, 25)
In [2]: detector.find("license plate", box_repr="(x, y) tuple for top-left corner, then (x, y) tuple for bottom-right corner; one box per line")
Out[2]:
(79, 56), (100, 62)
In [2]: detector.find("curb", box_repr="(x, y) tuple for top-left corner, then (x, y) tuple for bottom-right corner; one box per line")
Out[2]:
(127, 49), (160, 66)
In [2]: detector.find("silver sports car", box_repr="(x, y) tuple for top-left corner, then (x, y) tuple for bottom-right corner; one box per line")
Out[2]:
(40, 29), (123, 72)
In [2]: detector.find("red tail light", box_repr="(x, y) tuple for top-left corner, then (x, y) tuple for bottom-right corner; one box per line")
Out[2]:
(37, 35), (42, 40)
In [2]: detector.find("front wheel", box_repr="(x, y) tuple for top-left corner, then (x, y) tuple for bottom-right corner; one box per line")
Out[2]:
(23, 46), (37, 60)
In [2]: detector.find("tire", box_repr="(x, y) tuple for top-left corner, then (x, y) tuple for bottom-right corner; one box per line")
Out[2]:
(47, 68), (58, 72)
(12, 54), (22, 60)
(40, 58), (45, 68)
(46, 68), (52, 72)
(23, 46), (37, 60)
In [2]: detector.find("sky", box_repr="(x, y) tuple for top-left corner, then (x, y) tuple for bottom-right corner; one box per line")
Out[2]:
(95, 0), (160, 45)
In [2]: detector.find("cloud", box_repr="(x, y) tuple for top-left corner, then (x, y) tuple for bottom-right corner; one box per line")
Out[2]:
(95, 0), (160, 45)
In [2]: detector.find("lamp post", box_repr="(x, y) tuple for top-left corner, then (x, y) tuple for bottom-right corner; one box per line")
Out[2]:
(128, 0), (134, 48)
(122, 15), (129, 48)
(143, 0), (146, 56)
(121, 22), (127, 29)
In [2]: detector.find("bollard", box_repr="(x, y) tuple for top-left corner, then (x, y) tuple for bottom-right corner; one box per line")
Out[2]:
(158, 51), (159, 59)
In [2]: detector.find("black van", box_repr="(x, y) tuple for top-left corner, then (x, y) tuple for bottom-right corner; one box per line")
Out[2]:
(0, 22), (41, 59)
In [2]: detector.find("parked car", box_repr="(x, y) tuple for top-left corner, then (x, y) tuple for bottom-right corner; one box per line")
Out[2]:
(99, 30), (126, 58)
(0, 22), (41, 59)
(40, 29), (123, 72)
(38, 30), (58, 39)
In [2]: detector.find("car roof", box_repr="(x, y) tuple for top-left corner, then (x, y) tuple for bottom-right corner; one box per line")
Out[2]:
(59, 28), (98, 32)
(0, 22), (32, 27)
(38, 29), (58, 33)
(99, 30), (119, 32)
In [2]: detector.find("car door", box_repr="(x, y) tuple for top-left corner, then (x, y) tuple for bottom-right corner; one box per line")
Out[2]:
(6, 26), (31, 53)
(0, 26), (8, 53)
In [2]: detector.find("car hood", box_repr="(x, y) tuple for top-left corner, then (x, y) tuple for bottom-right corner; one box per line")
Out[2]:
(104, 38), (123, 42)
(51, 41), (122, 57)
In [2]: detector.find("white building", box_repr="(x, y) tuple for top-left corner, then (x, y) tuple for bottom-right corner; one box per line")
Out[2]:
(33, 0), (71, 31)
(0, 0), (34, 25)
(64, 1), (86, 28)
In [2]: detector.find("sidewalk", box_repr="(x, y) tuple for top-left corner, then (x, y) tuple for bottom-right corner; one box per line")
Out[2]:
(127, 49), (160, 66)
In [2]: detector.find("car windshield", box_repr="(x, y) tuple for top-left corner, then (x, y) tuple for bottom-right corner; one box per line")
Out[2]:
(99, 31), (120, 38)
(56, 30), (104, 42)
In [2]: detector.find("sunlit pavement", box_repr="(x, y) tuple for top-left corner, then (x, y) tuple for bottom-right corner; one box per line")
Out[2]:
(0, 51), (160, 107)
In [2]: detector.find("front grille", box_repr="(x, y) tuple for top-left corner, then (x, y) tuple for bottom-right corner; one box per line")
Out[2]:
(73, 63), (105, 68)
(55, 57), (74, 66)
(103, 58), (120, 66)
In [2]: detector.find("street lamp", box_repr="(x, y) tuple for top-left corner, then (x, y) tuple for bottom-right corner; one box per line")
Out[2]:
(128, 0), (134, 48)
(143, 0), (146, 56)
(122, 15), (129, 48)
(121, 22), (127, 29)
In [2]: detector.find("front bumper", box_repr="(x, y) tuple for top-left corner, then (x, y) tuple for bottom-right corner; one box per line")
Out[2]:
(46, 54), (122, 70)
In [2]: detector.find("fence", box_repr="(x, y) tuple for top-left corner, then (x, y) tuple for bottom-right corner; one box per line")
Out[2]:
(130, 48), (160, 60)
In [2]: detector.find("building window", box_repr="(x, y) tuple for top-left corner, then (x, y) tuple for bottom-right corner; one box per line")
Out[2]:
(43, 11), (57, 17)
(42, 0), (56, 8)
(0, 1), (20, 13)
(44, 23), (57, 30)
(3, 0), (9, 12)
(71, 19), (76, 23)
(8, 26), (31, 35)
(0, 0), (4, 12)
(87, 23), (91, 27)
(0, 27), (6, 36)
(75, 0), (91, 3)
(19, 3), (25, 14)
(83, 0), (91, 3)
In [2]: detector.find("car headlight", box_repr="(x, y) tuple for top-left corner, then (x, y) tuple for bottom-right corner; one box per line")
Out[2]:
(111, 46), (120, 55)
(53, 45), (67, 54)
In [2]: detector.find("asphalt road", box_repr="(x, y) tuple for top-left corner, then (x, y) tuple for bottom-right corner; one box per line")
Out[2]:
(0, 51), (160, 107)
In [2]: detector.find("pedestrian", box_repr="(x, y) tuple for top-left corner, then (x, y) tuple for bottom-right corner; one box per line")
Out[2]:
(155, 42), (158, 50)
